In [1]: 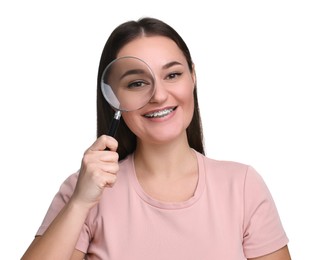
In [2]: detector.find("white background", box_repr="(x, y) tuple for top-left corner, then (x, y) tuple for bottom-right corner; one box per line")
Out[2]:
(0, 0), (316, 259)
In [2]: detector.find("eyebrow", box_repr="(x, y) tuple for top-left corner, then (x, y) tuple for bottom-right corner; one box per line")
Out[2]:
(162, 61), (183, 70)
(119, 69), (147, 80)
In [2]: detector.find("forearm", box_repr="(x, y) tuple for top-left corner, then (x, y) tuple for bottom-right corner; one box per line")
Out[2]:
(21, 199), (90, 260)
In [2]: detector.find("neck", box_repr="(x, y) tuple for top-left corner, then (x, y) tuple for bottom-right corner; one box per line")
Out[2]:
(133, 134), (199, 202)
(134, 135), (196, 179)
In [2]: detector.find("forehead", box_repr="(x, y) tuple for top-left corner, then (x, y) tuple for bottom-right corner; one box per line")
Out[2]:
(116, 36), (186, 68)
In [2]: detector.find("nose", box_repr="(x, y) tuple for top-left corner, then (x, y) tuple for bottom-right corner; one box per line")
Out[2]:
(149, 79), (168, 103)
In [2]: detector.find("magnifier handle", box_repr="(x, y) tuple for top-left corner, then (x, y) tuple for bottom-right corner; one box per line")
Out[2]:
(108, 111), (121, 137)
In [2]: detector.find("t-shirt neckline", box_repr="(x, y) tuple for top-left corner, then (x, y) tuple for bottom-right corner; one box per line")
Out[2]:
(128, 150), (206, 210)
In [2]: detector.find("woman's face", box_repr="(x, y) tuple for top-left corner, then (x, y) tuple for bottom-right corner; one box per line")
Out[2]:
(117, 36), (196, 145)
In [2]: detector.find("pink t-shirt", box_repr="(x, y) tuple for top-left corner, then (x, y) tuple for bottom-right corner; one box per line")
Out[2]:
(37, 151), (288, 259)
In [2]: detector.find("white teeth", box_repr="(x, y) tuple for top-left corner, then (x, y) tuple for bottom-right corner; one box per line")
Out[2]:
(144, 108), (174, 118)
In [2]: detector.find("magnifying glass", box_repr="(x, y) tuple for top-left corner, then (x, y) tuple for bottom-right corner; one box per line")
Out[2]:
(101, 56), (156, 137)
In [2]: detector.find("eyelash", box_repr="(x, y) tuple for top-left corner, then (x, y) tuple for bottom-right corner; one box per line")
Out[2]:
(127, 80), (148, 89)
(166, 72), (182, 80)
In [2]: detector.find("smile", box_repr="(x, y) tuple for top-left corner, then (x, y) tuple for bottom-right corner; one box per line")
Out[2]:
(143, 107), (177, 118)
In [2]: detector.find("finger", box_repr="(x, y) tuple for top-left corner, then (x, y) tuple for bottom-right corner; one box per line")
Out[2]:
(98, 162), (119, 175)
(88, 135), (118, 152)
(98, 151), (119, 163)
(91, 169), (118, 188)
(81, 155), (118, 175)
(83, 150), (119, 165)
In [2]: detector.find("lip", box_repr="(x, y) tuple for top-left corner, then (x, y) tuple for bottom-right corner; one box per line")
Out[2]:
(142, 106), (177, 118)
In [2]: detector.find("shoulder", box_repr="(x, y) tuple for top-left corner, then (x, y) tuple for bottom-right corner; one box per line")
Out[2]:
(53, 171), (79, 201)
(198, 152), (275, 208)
(196, 152), (266, 194)
(60, 172), (79, 190)
(203, 155), (249, 172)
(197, 152), (252, 181)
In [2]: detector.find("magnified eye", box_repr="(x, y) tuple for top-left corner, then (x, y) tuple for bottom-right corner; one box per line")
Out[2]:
(101, 56), (155, 115)
(128, 80), (149, 89)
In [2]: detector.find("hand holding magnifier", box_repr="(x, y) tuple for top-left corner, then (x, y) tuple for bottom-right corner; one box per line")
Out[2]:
(101, 56), (156, 137)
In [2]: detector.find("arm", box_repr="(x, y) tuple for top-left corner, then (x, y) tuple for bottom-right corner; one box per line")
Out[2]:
(21, 199), (91, 260)
(21, 135), (119, 260)
(248, 245), (291, 260)
(23, 237), (85, 260)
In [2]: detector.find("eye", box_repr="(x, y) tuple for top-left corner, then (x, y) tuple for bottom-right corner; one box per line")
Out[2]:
(127, 80), (148, 89)
(166, 72), (183, 80)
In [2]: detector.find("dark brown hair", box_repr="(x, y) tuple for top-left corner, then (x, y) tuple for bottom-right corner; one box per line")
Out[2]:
(97, 17), (204, 160)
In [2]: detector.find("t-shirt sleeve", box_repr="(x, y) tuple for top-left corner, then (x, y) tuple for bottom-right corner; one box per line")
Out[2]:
(35, 172), (91, 253)
(242, 166), (289, 258)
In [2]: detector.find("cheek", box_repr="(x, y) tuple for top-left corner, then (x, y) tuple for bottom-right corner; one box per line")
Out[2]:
(179, 73), (195, 103)
(176, 83), (195, 126)
(121, 111), (139, 134)
(179, 82), (195, 110)
(186, 92), (195, 122)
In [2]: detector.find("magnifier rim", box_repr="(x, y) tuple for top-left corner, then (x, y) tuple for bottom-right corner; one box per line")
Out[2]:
(101, 55), (156, 112)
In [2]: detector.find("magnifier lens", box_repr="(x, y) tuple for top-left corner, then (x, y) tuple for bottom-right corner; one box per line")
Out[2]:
(101, 56), (155, 137)
(101, 56), (155, 111)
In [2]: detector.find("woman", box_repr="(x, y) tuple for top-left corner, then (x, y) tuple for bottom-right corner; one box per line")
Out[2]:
(22, 17), (291, 260)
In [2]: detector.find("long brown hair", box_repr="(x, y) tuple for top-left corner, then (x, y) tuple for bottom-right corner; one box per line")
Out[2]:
(97, 17), (205, 160)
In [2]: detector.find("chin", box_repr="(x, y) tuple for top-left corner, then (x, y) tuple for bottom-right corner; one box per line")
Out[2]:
(146, 127), (187, 145)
